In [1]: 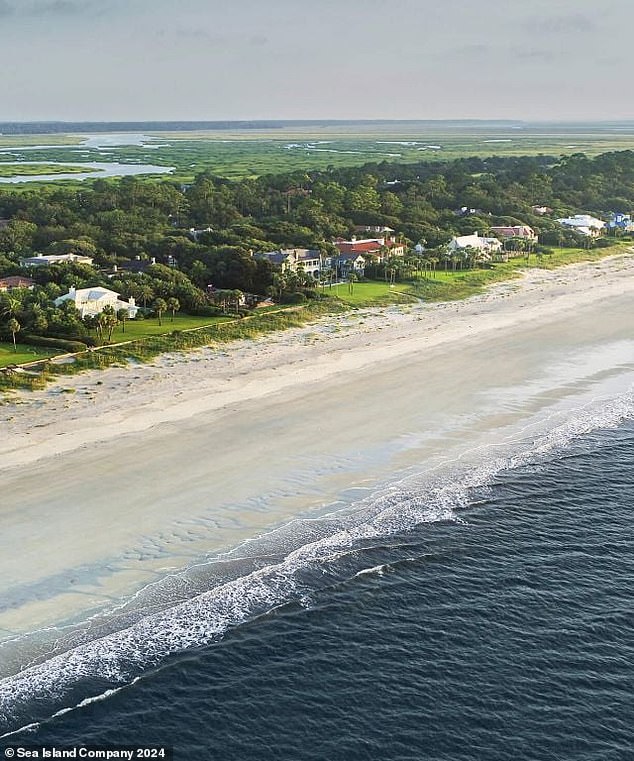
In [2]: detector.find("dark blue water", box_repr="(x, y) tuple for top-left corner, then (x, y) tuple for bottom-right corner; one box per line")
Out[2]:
(4, 422), (634, 760)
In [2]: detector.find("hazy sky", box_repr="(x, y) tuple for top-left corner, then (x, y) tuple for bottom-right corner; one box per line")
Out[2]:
(0, 0), (632, 122)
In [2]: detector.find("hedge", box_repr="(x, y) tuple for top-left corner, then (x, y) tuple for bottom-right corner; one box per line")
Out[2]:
(22, 334), (88, 353)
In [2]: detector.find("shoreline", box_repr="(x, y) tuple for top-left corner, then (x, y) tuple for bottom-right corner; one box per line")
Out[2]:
(1, 252), (634, 474)
(0, 251), (633, 664)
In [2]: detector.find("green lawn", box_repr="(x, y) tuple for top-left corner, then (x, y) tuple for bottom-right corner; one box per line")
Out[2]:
(323, 281), (416, 306)
(0, 343), (58, 368)
(106, 313), (233, 343)
(331, 242), (631, 306)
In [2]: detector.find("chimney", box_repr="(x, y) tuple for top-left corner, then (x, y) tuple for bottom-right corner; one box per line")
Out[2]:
(112, 264), (118, 273)
(69, 285), (76, 296)
(129, 296), (135, 306)
(151, 257), (156, 265)
(474, 231), (479, 238)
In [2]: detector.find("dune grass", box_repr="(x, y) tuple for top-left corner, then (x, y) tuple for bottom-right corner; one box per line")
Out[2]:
(1, 242), (630, 395)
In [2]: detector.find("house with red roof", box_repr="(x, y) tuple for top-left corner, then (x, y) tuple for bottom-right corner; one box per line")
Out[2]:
(333, 236), (405, 264)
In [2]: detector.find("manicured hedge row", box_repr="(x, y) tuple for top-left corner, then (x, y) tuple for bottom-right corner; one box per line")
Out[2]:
(22, 334), (88, 353)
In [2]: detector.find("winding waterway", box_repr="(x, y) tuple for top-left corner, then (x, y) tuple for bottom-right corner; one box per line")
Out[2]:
(0, 133), (174, 183)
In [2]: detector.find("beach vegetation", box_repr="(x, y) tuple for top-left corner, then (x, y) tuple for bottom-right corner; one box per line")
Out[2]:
(0, 146), (633, 390)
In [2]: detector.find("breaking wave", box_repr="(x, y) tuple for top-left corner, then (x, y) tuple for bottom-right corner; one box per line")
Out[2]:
(2, 386), (634, 735)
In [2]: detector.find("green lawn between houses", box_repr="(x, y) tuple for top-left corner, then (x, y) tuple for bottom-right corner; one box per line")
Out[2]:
(332, 243), (631, 307)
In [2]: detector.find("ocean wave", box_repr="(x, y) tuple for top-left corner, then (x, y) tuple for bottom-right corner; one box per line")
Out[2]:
(2, 387), (633, 732)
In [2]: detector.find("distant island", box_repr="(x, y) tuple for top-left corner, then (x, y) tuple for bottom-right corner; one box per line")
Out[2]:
(1, 119), (634, 135)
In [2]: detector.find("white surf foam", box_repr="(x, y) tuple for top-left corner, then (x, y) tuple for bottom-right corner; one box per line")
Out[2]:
(2, 386), (633, 730)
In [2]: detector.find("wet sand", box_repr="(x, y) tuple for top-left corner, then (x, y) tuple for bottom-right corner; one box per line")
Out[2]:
(1, 253), (634, 657)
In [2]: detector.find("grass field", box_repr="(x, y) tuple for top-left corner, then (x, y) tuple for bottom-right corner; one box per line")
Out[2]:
(324, 281), (417, 306)
(331, 242), (631, 307)
(106, 313), (232, 343)
(0, 343), (58, 368)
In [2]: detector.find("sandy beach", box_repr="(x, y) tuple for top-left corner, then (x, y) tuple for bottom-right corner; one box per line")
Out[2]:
(1, 252), (634, 673)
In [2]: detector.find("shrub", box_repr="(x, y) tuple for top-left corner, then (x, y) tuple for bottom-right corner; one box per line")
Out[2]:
(189, 305), (225, 317)
(22, 334), (88, 353)
(282, 292), (307, 304)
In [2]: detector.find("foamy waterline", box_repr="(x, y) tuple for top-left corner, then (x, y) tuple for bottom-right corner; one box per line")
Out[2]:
(2, 386), (633, 734)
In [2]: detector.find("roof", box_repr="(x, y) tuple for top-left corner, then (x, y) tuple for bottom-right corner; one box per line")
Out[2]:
(0, 276), (35, 288)
(489, 225), (535, 237)
(336, 252), (366, 262)
(58, 286), (121, 301)
(557, 214), (605, 229)
(450, 234), (501, 249)
(256, 251), (291, 265)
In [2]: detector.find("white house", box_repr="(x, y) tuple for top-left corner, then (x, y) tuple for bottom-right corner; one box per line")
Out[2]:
(447, 233), (502, 254)
(557, 214), (606, 237)
(54, 286), (139, 318)
(19, 253), (94, 267)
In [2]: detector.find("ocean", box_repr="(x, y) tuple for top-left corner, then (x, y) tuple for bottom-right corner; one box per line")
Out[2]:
(2, 408), (634, 759)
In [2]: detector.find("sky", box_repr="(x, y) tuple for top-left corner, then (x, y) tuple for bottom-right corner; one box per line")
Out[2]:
(0, 0), (632, 122)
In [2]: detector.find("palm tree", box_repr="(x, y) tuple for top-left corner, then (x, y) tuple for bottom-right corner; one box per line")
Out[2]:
(117, 308), (129, 333)
(100, 305), (118, 341)
(137, 284), (155, 309)
(1, 293), (22, 321)
(166, 297), (180, 322)
(7, 318), (20, 352)
(153, 298), (167, 326)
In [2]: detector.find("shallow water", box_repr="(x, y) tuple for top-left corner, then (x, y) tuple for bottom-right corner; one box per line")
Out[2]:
(3, 417), (634, 759)
(1, 289), (634, 754)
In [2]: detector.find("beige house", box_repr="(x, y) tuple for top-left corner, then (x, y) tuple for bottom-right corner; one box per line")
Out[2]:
(489, 225), (537, 242)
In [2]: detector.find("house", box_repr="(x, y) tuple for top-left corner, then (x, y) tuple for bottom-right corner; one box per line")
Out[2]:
(19, 253), (94, 268)
(453, 207), (486, 217)
(489, 225), (537, 242)
(256, 248), (322, 278)
(557, 214), (606, 237)
(335, 252), (366, 278)
(0, 276), (35, 292)
(353, 225), (395, 235)
(531, 205), (553, 215)
(54, 286), (138, 318)
(333, 236), (405, 263)
(188, 226), (213, 242)
(607, 213), (634, 232)
(110, 257), (158, 276)
(447, 233), (502, 254)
